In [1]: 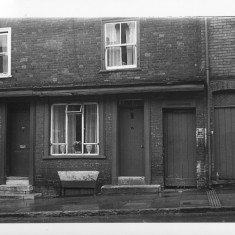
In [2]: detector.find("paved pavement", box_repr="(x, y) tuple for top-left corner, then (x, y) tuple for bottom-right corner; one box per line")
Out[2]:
(0, 185), (235, 218)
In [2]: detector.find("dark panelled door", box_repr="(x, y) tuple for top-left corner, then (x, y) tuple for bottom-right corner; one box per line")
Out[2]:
(7, 103), (30, 177)
(214, 107), (235, 179)
(119, 107), (144, 176)
(164, 109), (196, 187)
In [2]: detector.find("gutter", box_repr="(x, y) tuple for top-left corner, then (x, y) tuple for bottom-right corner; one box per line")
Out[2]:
(0, 84), (205, 97)
(205, 17), (212, 188)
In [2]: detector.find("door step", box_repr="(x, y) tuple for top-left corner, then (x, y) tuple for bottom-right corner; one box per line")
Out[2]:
(118, 177), (145, 185)
(0, 193), (42, 200)
(6, 177), (29, 186)
(101, 185), (161, 195)
(0, 184), (42, 200)
(0, 185), (33, 194)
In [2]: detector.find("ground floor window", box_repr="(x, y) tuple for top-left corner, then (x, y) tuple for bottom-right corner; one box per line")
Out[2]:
(51, 103), (99, 155)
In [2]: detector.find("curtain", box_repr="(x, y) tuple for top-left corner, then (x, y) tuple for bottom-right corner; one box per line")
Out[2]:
(106, 23), (120, 45)
(84, 104), (97, 143)
(2, 55), (8, 73)
(0, 35), (7, 53)
(126, 22), (136, 65)
(67, 114), (76, 153)
(126, 22), (135, 43)
(0, 56), (3, 73)
(84, 104), (97, 153)
(127, 46), (135, 65)
(106, 22), (136, 67)
(0, 35), (8, 74)
(121, 23), (127, 65)
(52, 104), (97, 154)
(107, 47), (120, 67)
(52, 105), (65, 154)
(106, 23), (121, 67)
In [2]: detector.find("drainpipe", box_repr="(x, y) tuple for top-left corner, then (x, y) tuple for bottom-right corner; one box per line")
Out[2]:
(205, 17), (212, 189)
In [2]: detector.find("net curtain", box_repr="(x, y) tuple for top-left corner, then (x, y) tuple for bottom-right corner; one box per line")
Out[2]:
(52, 105), (66, 153)
(0, 35), (8, 73)
(84, 104), (97, 144)
(106, 22), (135, 67)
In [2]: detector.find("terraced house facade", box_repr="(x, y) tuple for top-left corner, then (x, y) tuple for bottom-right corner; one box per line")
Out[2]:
(0, 17), (231, 197)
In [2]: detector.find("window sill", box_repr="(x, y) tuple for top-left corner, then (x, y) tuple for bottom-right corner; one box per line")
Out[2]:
(0, 74), (12, 78)
(99, 68), (142, 73)
(43, 155), (106, 160)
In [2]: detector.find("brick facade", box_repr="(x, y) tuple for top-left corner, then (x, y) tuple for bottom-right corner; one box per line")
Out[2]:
(208, 17), (235, 80)
(0, 17), (208, 196)
(0, 17), (205, 88)
(206, 17), (235, 181)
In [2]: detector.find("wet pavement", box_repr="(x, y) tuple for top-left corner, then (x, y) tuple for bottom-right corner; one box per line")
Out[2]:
(0, 186), (235, 218)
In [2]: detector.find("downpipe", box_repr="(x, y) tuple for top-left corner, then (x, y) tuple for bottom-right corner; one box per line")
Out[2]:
(205, 17), (212, 189)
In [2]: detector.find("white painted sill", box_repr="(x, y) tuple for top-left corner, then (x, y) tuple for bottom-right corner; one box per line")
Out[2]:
(42, 154), (106, 160)
(0, 74), (12, 78)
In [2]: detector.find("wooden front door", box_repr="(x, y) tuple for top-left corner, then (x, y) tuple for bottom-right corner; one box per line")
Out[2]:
(164, 109), (196, 187)
(214, 107), (235, 179)
(7, 103), (30, 177)
(119, 105), (145, 176)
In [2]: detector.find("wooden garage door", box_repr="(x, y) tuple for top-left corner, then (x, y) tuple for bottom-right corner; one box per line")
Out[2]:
(164, 109), (196, 187)
(214, 107), (235, 179)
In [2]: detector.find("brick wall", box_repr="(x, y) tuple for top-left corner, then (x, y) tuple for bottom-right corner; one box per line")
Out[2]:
(0, 17), (208, 194)
(32, 91), (207, 196)
(208, 17), (235, 80)
(33, 97), (113, 196)
(0, 17), (205, 90)
(150, 92), (206, 188)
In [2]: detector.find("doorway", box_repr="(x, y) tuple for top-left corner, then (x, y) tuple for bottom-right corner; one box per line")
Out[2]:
(118, 100), (145, 176)
(6, 103), (30, 177)
(214, 107), (235, 179)
(163, 109), (196, 187)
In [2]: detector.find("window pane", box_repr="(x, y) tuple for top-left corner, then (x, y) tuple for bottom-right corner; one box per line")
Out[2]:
(106, 47), (121, 67)
(121, 23), (128, 44)
(0, 55), (8, 74)
(52, 144), (66, 154)
(0, 56), (2, 73)
(105, 23), (120, 45)
(84, 104), (97, 143)
(121, 45), (136, 65)
(67, 104), (82, 112)
(67, 114), (82, 154)
(0, 35), (7, 53)
(124, 22), (136, 44)
(84, 144), (98, 154)
(52, 105), (66, 144)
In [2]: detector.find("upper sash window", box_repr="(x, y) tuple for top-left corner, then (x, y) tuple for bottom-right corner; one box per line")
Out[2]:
(104, 21), (137, 70)
(0, 28), (11, 77)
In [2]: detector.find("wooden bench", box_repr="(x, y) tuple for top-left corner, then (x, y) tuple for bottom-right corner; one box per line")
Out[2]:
(57, 171), (99, 196)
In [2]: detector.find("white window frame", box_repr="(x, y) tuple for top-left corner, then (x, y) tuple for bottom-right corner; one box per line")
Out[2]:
(104, 21), (137, 70)
(50, 103), (99, 156)
(0, 27), (11, 78)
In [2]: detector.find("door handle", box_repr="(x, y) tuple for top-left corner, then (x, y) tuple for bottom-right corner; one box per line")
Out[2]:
(141, 145), (144, 149)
